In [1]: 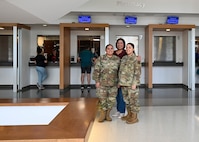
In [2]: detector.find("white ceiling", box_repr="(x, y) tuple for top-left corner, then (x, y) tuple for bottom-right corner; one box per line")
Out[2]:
(1, 0), (199, 25)
(0, 0), (89, 24)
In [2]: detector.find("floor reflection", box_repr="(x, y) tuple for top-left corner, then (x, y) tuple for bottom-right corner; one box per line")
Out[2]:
(0, 87), (199, 106)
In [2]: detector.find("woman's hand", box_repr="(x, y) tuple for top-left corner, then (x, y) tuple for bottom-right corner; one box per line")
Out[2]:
(137, 56), (141, 62)
(132, 84), (136, 90)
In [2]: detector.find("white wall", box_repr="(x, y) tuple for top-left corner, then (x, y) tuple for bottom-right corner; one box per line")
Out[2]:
(153, 67), (182, 84)
(182, 31), (189, 86)
(19, 28), (30, 89)
(0, 67), (13, 85)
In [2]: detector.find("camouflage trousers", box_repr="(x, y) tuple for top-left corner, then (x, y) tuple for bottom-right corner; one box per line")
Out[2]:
(96, 86), (117, 111)
(121, 86), (140, 113)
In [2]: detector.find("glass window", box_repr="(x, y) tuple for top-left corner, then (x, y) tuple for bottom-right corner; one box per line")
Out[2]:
(0, 35), (13, 62)
(77, 36), (100, 58)
(154, 36), (176, 62)
(37, 35), (59, 62)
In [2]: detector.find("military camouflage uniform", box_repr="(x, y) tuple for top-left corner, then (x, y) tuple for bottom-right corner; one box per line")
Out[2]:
(92, 54), (120, 111)
(118, 54), (141, 113)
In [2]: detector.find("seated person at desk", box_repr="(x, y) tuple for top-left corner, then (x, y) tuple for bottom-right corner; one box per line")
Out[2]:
(78, 47), (95, 90)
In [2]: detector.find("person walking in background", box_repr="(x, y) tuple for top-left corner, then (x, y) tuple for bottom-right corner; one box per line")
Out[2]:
(92, 44), (120, 122)
(35, 46), (48, 90)
(112, 38), (127, 118)
(118, 43), (141, 124)
(78, 47), (95, 90)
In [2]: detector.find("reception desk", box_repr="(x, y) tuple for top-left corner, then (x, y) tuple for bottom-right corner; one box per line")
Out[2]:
(29, 62), (93, 86)
(29, 62), (60, 85)
(70, 63), (95, 85)
(29, 62), (185, 87)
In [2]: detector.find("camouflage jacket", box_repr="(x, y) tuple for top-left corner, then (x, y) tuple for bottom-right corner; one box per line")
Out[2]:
(92, 54), (120, 86)
(118, 54), (141, 86)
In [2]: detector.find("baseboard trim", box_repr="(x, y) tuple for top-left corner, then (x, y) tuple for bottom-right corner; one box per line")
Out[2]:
(1, 84), (198, 90)
(152, 84), (184, 88)
(0, 85), (12, 89)
(69, 84), (95, 89)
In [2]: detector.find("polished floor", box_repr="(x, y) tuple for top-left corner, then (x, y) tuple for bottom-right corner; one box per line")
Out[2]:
(1, 87), (199, 142)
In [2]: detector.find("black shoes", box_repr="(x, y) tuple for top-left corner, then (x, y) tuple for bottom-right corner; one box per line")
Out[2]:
(81, 85), (91, 90)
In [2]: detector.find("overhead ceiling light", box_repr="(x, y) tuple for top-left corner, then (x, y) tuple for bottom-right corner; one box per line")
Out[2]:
(84, 27), (89, 31)
(166, 28), (170, 32)
(43, 24), (47, 27)
(93, 38), (100, 41)
(0, 27), (5, 30)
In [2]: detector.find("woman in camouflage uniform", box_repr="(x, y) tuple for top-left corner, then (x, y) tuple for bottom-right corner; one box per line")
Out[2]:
(92, 44), (120, 122)
(118, 43), (141, 124)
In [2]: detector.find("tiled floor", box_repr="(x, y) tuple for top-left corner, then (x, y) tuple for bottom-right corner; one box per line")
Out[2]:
(89, 105), (199, 142)
(1, 87), (199, 142)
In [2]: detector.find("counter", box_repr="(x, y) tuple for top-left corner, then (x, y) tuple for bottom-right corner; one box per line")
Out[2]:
(29, 62), (59, 66)
(29, 62), (59, 85)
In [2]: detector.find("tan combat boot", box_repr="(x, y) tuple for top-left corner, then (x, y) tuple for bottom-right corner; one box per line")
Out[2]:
(121, 107), (131, 121)
(98, 110), (106, 122)
(126, 112), (138, 124)
(106, 109), (112, 121)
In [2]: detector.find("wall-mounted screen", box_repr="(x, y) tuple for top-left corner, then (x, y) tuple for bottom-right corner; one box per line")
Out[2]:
(124, 16), (137, 24)
(166, 16), (179, 24)
(78, 15), (91, 23)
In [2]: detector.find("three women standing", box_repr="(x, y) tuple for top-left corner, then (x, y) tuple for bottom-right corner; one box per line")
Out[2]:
(93, 41), (141, 124)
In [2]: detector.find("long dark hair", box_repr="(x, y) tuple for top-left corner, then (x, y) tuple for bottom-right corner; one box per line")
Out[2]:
(37, 46), (42, 54)
(127, 43), (136, 55)
(116, 38), (125, 49)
